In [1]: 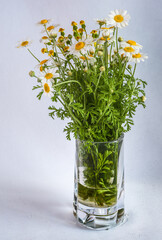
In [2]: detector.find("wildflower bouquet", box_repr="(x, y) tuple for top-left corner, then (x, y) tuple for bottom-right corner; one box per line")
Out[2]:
(18, 9), (148, 229)
(18, 9), (147, 143)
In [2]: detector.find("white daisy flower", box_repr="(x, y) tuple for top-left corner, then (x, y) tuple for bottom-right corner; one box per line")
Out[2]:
(68, 35), (94, 57)
(41, 24), (60, 34)
(79, 55), (96, 65)
(130, 53), (148, 63)
(16, 39), (32, 48)
(120, 40), (143, 50)
(37, 19), (52, 25)
(40, 36), (50, 44)
(100, 27), (114, 38)
(106, 9), (130, 28)
(39, 68), (59, 83)
(42, 79), (53, 98)
(94, 18), (107, 26)
(119, 46), (136, 59)
(97, 35), (115, 45)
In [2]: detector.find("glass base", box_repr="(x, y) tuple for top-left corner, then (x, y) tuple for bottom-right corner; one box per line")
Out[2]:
(73, 201), (128, 230)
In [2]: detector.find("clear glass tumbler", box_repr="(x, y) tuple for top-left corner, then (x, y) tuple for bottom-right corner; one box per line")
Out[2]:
(73, 133), (127, 230)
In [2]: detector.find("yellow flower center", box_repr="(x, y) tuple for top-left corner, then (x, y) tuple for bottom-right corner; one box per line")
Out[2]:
(47, 26), (54, 31)
(40, 59), (48, 65)
(91, 30), (97, 34)
(100, 37), (106, 41)
(59, 28), (65, 32)
(127, 40), (137, 46)
(71, 21), (77, 26)
(40, 19), (48, 24)
(75, 42), (85, 50)
(42, 36), (48, 40)
(58, 36), (64, 43)
(45, 73), (53, 79)
(114, 15), (124, 23)
(21, 41), (29, 47)
(80, 56), (87, 60)
(80, 20), (85, 25)
(124, 47), (135, 53)
(78, 28), (84, 33)
(63, 46), (69, 52)
(48, 50), (54, 56)
(41, 48), (47, 54)
(132, 53), (142, 58)
(44, 83), (50, 93)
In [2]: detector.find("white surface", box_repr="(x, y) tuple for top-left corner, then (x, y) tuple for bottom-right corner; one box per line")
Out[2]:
(1, 0), (162, 239)
(0, 178), (162, 240)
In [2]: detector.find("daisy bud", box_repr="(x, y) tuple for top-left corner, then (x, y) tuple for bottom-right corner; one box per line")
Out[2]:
(37, 78), (41, 83)
(141, 96), (146, 102)
(50, 32), (57, 38)
(68, 71), (72, 76)
(29, 71), (35, 77)
(89, 48), (95, 54)
(128, 64), (132, 70)
(98, 51), (103, 56)
(118, 36), (124, 42)
(102, 31), (109, 38)
(100, 66), (105, 72)
(110, 89), (114, 93)
(68, 34), (72, 39)
(138, 81), (142, 85)
(84, 67), (88, 73)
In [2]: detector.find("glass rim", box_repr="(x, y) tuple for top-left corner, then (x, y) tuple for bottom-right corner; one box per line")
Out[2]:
(77, 133), (124, 144)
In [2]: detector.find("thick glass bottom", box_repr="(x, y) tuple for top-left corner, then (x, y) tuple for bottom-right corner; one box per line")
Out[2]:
(73, 201), (128, 230)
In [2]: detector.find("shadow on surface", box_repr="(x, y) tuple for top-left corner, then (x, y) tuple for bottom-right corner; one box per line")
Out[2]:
(0, 183), (77, 229)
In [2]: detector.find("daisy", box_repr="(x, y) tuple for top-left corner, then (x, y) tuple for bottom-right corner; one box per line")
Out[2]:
(42, 79), (53, 98)
(119, 46), (136, 59)
(94, 18), (107, 26)
(106, 10), (130, 28)
(100, 27), (114, 38)
(130, 53), (148, 63)
(68, 35), (94, 57)
(120, 40), (143, 50)
(16, 39), (32, 48)
(79, 55), (96, 65)
(97, 35), (115, 45)
(37, 19), (52, 25)
(40, 36), (50, 44)
(39, 68), (59, 82)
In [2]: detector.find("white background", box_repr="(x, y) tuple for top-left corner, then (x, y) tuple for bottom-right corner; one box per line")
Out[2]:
(0, 0), (162, 239)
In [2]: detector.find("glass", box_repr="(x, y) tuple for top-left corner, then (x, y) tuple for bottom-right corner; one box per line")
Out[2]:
(73, 133), (127, 230)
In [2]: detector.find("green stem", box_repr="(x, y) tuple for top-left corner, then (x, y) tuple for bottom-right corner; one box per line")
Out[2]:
(116, 27), (118, 52)
(97, 101), (112, 124)
(94, 72), (102, 101)
(132, 64), (137, 77)
(54, 80), (83, 89)
(27, 49), (40, 62)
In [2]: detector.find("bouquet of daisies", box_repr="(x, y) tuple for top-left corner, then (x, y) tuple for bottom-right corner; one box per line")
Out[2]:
(18, 9), (148, 142)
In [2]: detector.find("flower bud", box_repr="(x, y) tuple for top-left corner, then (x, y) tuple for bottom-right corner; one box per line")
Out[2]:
(102, 31), (109, 38)
(68, 34), (72, 39)
(138, 81), (142, 85)
(84, 67), (88, 73)
(141, 96), (146, 102)
(110, 89), (114, 93)
(67, 71), (72, 76)
(89, 47), (95, 54)
(128, 64), (132, 70)
(29, 71), (35, 77)
(100, 66), (105, 72)
(50, 32), (57, 38)
(98, 51), (103, 56)
(118, 36), (124, 42)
